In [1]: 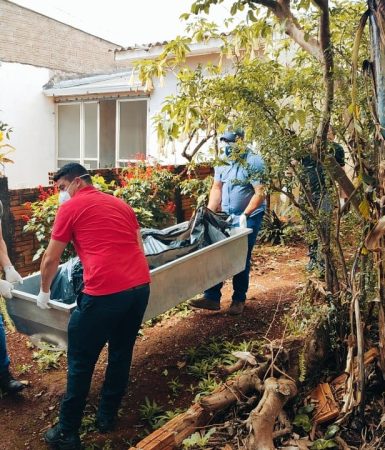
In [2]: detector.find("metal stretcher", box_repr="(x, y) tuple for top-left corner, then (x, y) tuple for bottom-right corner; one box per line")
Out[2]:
(6, 225), (251, 349)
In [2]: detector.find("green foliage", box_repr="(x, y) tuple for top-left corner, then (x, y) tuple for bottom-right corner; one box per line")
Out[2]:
(114, 162), (179, 228)
(32, 348), (64, 371)
(23, 168), (181, 261)
(139, 397), (164, 430)
(79, 410), (97, 437)
(283, 297), (329, 338)
(144, 301), (192, 328)
(179, 173), (213, 208)
(281, 221), (305, 244)
(182, 427), (216, 449)
(324, 424), (339, 439)
(293, 405), (340, 446)
(22, 185), (63, 261)
(151, 409), (183, 429)
(184, 337), (262, 401)
(293, 413), (312, 433)
(311, 439), (337, 449)
(293, 404), (315, 433)
(167, 377), (183, 397)
(23, 176), (115, 262)
(258, 210), (288, 245)
(134, 0), (378, 330)
(187, 359), (217, 379)
(15, 363), (32, 375)
(194, 376), (220, 401)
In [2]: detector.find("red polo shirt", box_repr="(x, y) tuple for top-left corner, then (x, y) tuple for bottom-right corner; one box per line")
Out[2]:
(51, 185), (150, 296)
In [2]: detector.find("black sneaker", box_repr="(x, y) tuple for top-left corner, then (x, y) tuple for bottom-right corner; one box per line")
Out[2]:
(189, 297), (220, 311)
(44, 424), (81, 450)
(96, 415), (116, 433)
(0, 370), (25, 394)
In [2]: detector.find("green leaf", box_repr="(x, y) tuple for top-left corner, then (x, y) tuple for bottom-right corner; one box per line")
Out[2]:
(324, 424), (339, 440)
(359, 198), (370, 219)
(311, 438), (337, 449)
(293, 413), (312, 433)
(298, 404), (315, 415)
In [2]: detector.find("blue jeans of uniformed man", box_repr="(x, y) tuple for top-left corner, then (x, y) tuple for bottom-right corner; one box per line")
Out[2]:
(204, 211), (264, 304)
(0, 314), (10, 372)
(59, 284), (149, 432)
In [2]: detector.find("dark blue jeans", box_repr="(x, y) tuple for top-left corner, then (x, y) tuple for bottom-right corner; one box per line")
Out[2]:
(59, 284), (149, 432)
(204, 211), (264, 303)
(0, 314), (10, 372)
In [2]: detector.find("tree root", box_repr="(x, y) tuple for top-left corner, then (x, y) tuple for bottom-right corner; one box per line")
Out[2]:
(244, 377), (298, 450)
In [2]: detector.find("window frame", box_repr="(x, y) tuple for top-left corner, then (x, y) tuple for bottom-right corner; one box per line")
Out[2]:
(116, 97), (149, 167)
(56, 97), (149, 170)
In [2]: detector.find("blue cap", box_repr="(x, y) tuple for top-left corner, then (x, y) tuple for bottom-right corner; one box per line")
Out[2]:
(219, 129), (245, 142)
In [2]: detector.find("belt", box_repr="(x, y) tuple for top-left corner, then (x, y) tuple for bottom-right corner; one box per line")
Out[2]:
(126, 283), (149, 292)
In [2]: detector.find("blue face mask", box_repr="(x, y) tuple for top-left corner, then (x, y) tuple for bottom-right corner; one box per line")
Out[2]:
(220, 141), (235, 156)
(225, 145), (233, 156)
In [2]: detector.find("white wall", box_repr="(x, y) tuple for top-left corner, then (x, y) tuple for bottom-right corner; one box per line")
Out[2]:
(147, 52), (230, 165)
(0, 62), (55, 188)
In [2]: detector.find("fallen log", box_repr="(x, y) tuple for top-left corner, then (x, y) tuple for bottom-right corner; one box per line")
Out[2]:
(128, 362), (297, 450)
(128, 403), (209, 450)
(244, 377), (298, 450)
(200, 367), (264, 412)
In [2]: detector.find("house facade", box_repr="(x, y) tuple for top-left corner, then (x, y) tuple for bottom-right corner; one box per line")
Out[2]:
(44, 40), (228, 172)
(0, 0), (128, 188)
(0, 0), (230, 188)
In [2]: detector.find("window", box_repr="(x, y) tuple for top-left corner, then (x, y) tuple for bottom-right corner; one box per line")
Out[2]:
(117, 99), (147, 165)
(57, 103), (81, 167)
(57, 98), (148, 169)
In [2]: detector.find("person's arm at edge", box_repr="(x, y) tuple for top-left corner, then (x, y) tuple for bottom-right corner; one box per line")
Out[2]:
(0, 236), (11, 268)
(207, 180), (223, 212)
(243, 184), (266, 217)
(40, 239), (67, 292)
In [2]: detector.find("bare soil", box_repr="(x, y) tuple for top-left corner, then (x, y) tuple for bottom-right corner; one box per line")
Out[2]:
(0, 243), (307, 450)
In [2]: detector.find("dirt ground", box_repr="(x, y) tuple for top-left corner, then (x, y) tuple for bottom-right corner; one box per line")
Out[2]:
(0, 243), (307, 450)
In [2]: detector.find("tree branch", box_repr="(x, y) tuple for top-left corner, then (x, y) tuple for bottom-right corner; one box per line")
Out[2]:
(250, 0), (323, 61)
(182, 132), (215, 161)
(313, 0), (334, 152)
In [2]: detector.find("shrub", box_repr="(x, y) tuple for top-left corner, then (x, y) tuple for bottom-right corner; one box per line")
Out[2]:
(114, 161), (179, 228)
(23, 177), (115, 262)
(23, 185), (68, 261)
(179, 175), (213, 209)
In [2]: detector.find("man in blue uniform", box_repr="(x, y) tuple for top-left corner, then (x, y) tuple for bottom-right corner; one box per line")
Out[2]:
(189, 129), (266, 315)
(300, 127), (345, 273)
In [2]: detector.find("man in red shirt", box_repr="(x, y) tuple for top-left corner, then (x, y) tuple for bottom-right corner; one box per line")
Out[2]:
(37, 163), (150, 450)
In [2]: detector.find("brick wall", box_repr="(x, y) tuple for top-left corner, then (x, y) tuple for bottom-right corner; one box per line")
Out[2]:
(9, 187), (47, 276)
(0, 0), (130, 74)
(6, 165), (213, 276)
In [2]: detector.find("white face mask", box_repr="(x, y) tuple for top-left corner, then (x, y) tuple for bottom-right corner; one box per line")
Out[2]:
(58, 178), (76, 205)
(58, 174), (89, 205)
(58, 190), (71, 205)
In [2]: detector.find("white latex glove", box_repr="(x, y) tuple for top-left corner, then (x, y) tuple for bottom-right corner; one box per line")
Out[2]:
(0, 279), (13, 299)
(37, 290), (51, 310)
(239, 213), (248, 229)
(4, 265), (23, 284)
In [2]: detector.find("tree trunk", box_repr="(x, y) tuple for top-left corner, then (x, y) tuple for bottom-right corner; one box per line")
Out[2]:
(245, 377), (298, 450)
